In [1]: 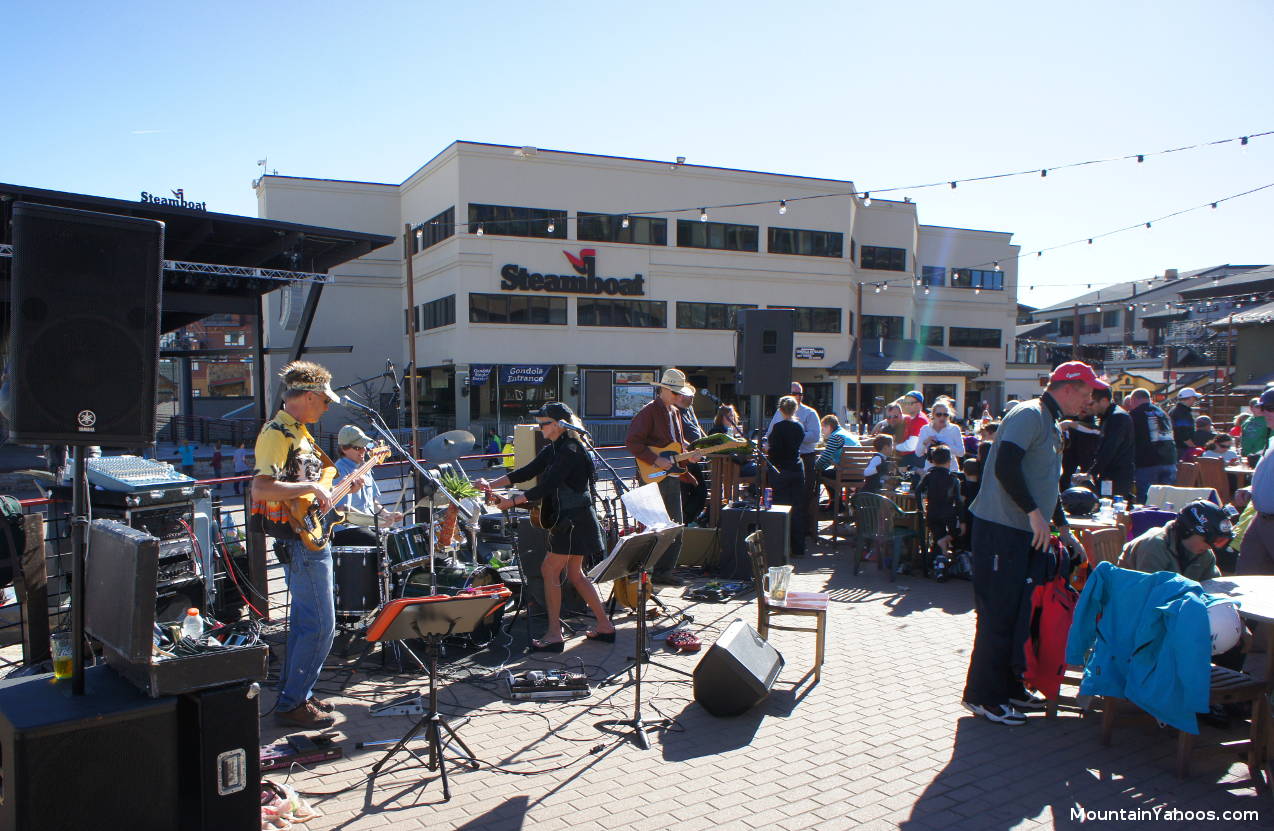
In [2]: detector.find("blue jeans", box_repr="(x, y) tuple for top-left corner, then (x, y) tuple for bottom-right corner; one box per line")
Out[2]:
(278, 539), (335, 711)
(1134, 463), (1176, 505)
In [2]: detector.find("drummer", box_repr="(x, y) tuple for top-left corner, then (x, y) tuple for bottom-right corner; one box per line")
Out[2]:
(331, 425), (404, 546)
(476, 402), (615, 651)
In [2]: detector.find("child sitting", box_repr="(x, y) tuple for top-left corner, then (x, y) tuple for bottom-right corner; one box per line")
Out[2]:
(861, 434), (894, 493)
(917, 445), (963, 578)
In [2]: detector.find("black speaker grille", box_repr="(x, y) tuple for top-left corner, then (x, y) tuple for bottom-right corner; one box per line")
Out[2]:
(24, 315), (147, 431)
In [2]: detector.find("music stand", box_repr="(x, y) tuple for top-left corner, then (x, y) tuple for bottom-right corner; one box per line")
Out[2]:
(364, 588), (509, 801)
(590, 527), (682, 749)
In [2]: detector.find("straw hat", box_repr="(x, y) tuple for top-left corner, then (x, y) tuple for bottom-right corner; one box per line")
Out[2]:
(654, 368), (695, 396)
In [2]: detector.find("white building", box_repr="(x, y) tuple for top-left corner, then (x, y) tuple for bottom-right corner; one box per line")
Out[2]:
(256, 142), (1019, 434)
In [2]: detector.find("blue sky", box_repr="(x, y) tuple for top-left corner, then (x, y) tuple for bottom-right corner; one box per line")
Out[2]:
(4, 0), (1272, 307)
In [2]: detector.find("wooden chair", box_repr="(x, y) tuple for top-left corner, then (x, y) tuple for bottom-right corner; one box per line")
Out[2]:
(1079, 527), (1126, 567)
(828, 453), (872, 545)
(1100, 665), (1269, 781)
(849, 491), (917, 580)
(1193, 456), (1231, 505)
(1176, 461), (1200, 487)
(746, 531), (826, 682)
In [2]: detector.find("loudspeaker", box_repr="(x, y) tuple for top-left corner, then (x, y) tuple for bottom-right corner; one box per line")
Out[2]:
(7, 202), (164, 445)
(735, 308), (794, 396)
(178, 683), (261, 831)
(0, 665), (180, 831)
(693, 619), (784, 717)
(516, 517), (583, 613)
(716, 505), (790, 579)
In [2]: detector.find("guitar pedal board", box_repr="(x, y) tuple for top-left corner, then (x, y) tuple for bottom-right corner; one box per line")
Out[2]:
(505, 669), (590, 701)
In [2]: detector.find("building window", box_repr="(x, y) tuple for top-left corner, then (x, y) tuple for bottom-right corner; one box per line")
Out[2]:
(1102, 309), (1120, 328)
(950, 268), (1004, 291)
(578, 298), (667, 328)
(921, 266), (946, 287)
(468, 293), (567, 325)
(861, 314), (904, 339)
(767, 305), (841, 333)
(859, 245), (907, 272)
(412, 207), (455, 252)
(914, 324), (944, 346)
(767, 227), (844, 258)
(419, 295), (456, 331)
(577, 212), (667, 245)
(676, 220), (759, 252)
(949, 326), (1002, 348)
(223, 332), (246, 346)
(1059, 318), (1074, 337)
(1081, 313), (1101, 335)
(676, 302), (757, 330)
(467, 203), (567, 239)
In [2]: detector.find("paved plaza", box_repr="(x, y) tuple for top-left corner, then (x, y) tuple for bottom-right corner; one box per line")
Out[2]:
(259, 533), (1270, 831)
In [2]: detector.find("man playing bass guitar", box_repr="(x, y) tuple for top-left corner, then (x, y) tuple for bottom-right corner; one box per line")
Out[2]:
(249, 360), (352, 729)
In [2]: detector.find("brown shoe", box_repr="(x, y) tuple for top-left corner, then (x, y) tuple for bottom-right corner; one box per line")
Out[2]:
(274, 701), (334, 729)
(308, 696), (334, 713)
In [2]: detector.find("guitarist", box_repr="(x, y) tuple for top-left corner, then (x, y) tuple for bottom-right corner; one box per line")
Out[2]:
(624, 368), (702, 586)
(476, 402), (614, 651)
(330, 424), (404, 546)
(249, 360), (344, 729)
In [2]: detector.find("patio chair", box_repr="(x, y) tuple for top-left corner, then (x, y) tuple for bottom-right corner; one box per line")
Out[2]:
(1192, 456), (1231, 505)
(746, 531), (826, 682)
(1144, 485), (1219, 510)
(1176, 461), (1199, 487)
(849, 491), (917, 580)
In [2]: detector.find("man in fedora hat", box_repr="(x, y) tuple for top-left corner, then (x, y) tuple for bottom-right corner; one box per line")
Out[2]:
(625, 368), (702, 585)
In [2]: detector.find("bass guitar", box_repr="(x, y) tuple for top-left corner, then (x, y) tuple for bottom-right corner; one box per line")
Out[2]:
(478, 482), (559, 531)
(288, 444), (391, 550)
(636, 439), (749, 484)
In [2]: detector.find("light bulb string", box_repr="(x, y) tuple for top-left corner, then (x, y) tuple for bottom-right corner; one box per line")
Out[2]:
(407, 128), (1273, 233)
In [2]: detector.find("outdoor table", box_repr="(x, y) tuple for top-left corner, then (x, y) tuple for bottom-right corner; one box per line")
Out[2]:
(1226, 466), (1255, 488)
(1201, 575), (1274, 684)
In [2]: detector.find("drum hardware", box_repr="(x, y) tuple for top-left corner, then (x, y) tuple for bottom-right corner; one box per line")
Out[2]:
(421, 430), (477, 464)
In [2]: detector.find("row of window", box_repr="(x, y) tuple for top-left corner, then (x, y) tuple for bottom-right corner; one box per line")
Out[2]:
(404, 295), (458, 333)
(859, 316), (1002, 348)
(920, 266), (1005, 291)
(412, 207), (455, 252)
(1057, 309), (1125, 337)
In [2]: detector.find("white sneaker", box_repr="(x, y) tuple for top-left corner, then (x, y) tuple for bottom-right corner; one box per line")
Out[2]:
(963, 701), (1027, 726)
(1009, 690), (1047, 711)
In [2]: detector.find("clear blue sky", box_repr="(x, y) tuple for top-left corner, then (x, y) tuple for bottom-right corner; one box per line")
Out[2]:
(4, 0), (1272, 307)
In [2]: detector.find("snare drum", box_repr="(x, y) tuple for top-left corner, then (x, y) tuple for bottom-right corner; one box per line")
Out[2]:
(385, 525), (432, 573)
(331, 546), (381, 620)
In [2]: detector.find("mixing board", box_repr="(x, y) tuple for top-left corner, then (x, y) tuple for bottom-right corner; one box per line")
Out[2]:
(87, 455), (195, 492)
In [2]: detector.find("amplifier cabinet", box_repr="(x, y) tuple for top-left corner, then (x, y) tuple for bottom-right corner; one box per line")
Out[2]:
(0, 666), (179, 831)
(716, 505), (791, 579)
(178, 683), (261, 831)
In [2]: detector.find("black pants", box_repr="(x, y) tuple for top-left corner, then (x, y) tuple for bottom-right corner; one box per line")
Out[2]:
(800, 452), (818, 536)
(771, 465), (806, 558)
(963, 517), (1037, 707)
(680, 464), (708, 525)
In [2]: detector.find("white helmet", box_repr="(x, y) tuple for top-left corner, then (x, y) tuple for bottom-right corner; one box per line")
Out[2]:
(1207, 600), (1242, 656)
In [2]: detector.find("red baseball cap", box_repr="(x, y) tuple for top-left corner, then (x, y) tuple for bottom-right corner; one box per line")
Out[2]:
(1049, 361), (1109, 390)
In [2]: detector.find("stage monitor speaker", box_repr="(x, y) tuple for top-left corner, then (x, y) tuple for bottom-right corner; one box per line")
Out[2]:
(693, 619), (784, 717)
(716, 505), (790, 579)
(7, 202), (164, 445)
(515, 517), (583, 613)
(178, 683), (261, 831)
(0, 665), (180, 831)
(735, 308), (794, 396)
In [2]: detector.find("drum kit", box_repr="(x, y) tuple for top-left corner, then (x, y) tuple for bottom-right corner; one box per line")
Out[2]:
(330, 430), (516, 646)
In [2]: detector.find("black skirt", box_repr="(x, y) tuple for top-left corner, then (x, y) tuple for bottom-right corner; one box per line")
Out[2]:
(547, 506), (605, 558)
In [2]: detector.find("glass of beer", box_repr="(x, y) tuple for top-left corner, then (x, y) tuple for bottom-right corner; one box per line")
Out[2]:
(51, 632), (73, 680)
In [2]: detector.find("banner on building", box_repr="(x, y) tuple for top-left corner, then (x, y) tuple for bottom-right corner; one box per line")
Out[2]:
(502, 364), (553, 385)
(469, 364), (494, 385)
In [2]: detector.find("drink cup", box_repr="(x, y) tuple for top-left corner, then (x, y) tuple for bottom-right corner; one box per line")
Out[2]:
(51, 632), (72, 680)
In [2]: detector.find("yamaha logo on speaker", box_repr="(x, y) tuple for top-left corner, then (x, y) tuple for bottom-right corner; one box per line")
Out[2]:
(77, 410), (97, 431)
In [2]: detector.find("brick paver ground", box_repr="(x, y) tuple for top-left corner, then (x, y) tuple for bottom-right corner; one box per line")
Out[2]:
(259, 528), (1272, 831)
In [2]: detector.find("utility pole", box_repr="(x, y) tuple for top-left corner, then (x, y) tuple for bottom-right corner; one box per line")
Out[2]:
(1071, 303), (1080, 361)
(403, 224), (421, 462)
(855, 281), (863, 424)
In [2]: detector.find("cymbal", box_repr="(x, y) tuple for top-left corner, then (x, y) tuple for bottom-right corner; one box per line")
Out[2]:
(422, 429), (476, 462)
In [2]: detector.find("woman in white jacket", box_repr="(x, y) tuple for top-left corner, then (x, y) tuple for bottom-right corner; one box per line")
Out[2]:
(914, 401), (965, 471)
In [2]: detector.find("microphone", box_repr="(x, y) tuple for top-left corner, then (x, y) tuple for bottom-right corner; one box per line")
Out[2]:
(557, 419), (592, 438)
(342, 395), (376, 413)
(698, 388), (723, 406)
(386, 360), (399, 386)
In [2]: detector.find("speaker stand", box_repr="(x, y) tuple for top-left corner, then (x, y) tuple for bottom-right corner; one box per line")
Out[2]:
(70, 449), (89, 696)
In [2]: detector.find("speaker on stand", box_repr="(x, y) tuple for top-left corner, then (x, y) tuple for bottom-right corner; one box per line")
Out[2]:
(735, 309), (794, 397)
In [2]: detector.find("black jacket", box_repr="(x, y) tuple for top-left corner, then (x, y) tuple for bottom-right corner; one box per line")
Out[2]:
(1130, 401), (1177, 468)
(1169, 402), (1195, 451)
(1089, 404), (1135, 483)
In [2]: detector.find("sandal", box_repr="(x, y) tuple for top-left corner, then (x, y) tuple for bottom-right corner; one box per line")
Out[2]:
(585, 629), (616, 642)
(528, 638), (565, 653)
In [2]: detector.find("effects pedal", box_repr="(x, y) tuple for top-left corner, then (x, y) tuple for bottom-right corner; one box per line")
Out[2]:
(506, 669), (590, 701)
(260, 733), (343, 771)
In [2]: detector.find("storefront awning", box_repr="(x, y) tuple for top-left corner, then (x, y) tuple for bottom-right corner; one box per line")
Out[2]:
(829, 339), (982, 377)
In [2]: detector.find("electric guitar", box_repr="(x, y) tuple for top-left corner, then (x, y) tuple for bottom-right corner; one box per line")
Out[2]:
(478, 482), (559, 531)
(288, 444), (391, 550)
(636, 439), (749, 484)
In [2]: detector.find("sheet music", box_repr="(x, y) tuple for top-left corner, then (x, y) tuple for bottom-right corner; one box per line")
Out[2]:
(621, 482), (676, 530)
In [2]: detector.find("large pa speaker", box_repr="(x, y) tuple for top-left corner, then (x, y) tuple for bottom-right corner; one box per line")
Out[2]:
(716, 505), (790, 579)
(0, 665), (180, 831)
(178, 683), (261, 831)
(693, 619), (784, 717)
(735, 308), (794, 396)
(7, 202), (164, 445)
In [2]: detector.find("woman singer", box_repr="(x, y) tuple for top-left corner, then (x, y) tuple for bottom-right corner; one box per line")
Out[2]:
(476, 402), (615, 651)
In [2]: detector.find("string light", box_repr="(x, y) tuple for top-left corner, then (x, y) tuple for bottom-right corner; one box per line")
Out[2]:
(476, 223), (484, 236)
(993, 261), (1001, 271)
(881, 282), (888, 291)
(546, 219), (555, 233)
(1211, 202), (1218, 209)
(699, 208), (708, 222)
(924, 286), (931, 295)
(975, 287), (981, 295)
(862, 192), (872, 207)
(621, 215), (630, 229)
(1145, 222), (1152, 228)
(949, 181), (957, 189)
(1040, 169), (1048, 177)
(874, 285), (881, 294)
(1136, 155), (1145, 163)
(778, 200), (787, 214)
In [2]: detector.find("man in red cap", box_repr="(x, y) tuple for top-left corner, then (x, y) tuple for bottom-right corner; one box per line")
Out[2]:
(961, 360), (1105, 725)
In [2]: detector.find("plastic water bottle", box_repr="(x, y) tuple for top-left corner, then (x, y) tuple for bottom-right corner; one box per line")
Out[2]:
(1112, 496), (1126, 516)
(181, 608), (204, 640)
